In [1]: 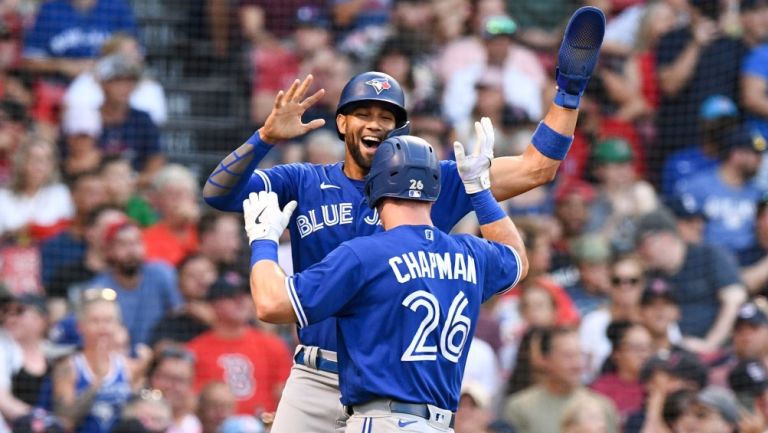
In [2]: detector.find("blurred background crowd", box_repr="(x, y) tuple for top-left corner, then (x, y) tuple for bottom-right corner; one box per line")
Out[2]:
(1, 0), (768, 432)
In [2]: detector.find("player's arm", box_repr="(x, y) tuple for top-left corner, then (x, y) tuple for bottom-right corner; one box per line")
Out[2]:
(454, 119), (529, 281)
(488, 7), (605, 201)
(202, 75), (326, 211)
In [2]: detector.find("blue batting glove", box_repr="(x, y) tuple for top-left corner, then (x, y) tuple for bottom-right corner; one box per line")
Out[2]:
(554, 6), (606, 109)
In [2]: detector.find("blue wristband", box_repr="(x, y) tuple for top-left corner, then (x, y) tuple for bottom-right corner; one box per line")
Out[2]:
(531, 121), (573, 161)
(470, 190), (507, 225)
(250, 240), (278, 267)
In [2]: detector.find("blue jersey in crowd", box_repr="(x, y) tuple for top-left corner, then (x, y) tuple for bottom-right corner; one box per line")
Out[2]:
(287, 225), (522, 410)
(72, 353), (131, 433)
(213, 160), (474, 352)
(23, 0), (138, 60)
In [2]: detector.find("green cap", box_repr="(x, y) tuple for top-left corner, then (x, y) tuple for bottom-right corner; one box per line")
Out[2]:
(569, 234), (611, 263)
(593, 138), (633, 164)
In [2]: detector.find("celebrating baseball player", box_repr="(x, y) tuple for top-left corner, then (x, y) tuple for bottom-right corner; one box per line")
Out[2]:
(246, 125), (527, 432)
(203, 6), (605, 432)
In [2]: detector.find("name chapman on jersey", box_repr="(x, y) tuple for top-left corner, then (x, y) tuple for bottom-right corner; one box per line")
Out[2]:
(389, 251), (477, 284)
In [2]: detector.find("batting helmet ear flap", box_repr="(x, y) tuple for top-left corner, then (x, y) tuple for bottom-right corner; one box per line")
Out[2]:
(385, 121), (411, 139)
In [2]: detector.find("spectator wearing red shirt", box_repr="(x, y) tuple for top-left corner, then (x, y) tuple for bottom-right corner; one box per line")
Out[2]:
(142, 164), (200, 266)
(187, 273), (291, 415)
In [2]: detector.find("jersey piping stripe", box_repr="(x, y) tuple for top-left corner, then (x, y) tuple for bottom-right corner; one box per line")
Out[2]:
(286, 276), (308, 328)
(254, 170), (272, 192)
(497, 245), (523, 296)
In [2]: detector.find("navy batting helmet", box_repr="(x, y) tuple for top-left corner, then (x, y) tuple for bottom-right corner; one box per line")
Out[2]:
(364, 135), (440, 208)
(336, 71), (408, 139)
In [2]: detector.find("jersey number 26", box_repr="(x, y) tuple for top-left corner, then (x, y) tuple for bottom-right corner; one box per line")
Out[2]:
(401, 290), (471, 363)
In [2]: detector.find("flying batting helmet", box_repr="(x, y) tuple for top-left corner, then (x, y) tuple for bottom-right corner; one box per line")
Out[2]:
(364, 135), (440, 209)
(336, 71), (408, 139)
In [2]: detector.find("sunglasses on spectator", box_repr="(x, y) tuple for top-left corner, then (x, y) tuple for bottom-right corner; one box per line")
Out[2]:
(128, 388), (164, 404)
(611, 276), (641, 286)
(158, 346), (196, 363)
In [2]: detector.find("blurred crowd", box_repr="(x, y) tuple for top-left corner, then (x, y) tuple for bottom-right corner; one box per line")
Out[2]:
(1, 0), (768, 433)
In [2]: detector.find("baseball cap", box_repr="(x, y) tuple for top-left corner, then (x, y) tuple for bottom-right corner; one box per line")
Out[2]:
(295, 6), (330, 29)
(592, 138), (634, 164)
(554, 179), (596, 204)
(95, 54), (142, 82)
(665, 194), (705, 220)
(695, 386), (741, 426)
(729, 360), (768, 396)
(461, 381), (491, 409)
(734, 302), (768, 328)
(634, 209), (678, 244)
(640, 351), (709, 389)
(720, 126), (767, 155)
(218, 415), (264, 433)
(640, 277), (677, 306)
(699, 95), (738, 121)
(569, 234), (611, 263)
(206, 271), (248, 301)
(483, 15), (517, 39)
(62, 106), (102, 137)
(102, 216), (137, 245)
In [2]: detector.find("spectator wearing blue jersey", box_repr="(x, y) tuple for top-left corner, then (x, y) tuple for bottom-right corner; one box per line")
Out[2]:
(675, 125), (767, 262)
(21, 0), (138, 80)
(248, 128), (528, 431)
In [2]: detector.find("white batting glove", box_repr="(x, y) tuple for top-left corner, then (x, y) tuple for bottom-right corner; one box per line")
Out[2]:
(453, 117), (495, 195)
(242, 191), (297, 245)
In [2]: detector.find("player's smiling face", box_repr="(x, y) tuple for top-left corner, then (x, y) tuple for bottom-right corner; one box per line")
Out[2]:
(337, 102), (397, 176)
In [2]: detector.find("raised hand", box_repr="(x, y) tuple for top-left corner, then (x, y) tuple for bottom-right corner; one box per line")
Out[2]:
(243, 191), (297, 245)
(260, 75), (327, 143)
(453, 117), (495, 194)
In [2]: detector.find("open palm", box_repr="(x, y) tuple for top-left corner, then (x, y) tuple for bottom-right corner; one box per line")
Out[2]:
(261, 75), (327, 143)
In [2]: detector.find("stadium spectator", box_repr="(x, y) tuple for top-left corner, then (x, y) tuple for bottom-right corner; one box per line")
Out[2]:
(147, 346), (201, 433)
(454, 381), (501, 433)
(637, 277), (684, 354)
(83, 218), (182, 346)
(740, 195), (768, 295)
(443, 15), (544, 128)
(371, 38), (435, 114)
(196, 212), (243, 274)
(653, 0), (745, 173)
(504, 0), (579, 52)
(564, 234), (612, 317)
(61, 107), (102, 179)
(21, 0), (139, 129)
(0, 99), (29, 187)
(46, 206), (125, 300)
(64, 34), (167, 126)
(186, 273), (291, 415)
(708, 302), (768, 387)
(560, 393), (611, 433)
(659, 389), (698, 433)
(142, 164), (200, 266)
(580, 255), (646, 381)
(149, 254), (217, 349)
(661, 95), (739, 199)
(590, 321), (653, 420)
(550, 180), (597, 288)
(51, 292), (134, 433)
(728, 359), (768, 423)
(666, 193), (708, 244)
(588, 137), (658, 252)
(95, 54), (164, 187)
(239, 0), (324, 44)
(634, 209), (747, 355)
(4, 296), (52, 407)
(196, 382), (235, 433)
(675, 125), (766, 261)
(98, 156), (157, 227)
(741, 20), (768, 160)
(689, 386), (741, 433)
(40, 170), (106, 291)
(739, 0), (768, 50)
(116, 390), (173, 433)
(0, 137), (73, 242)
(503, 327), (620, 433)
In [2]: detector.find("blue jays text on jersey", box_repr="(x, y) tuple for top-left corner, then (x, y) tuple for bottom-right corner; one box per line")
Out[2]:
(207, 149), (477, 352)
(285, 225), (522, 411)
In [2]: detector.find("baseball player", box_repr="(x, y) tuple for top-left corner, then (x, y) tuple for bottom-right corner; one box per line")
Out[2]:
(202, 7), (605, 432)
(246, 130), (527, 433)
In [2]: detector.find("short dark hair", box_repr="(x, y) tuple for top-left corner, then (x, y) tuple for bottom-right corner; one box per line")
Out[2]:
(539, 326), (577, 357)
(147, 345), (195, 379)
(66, 169), (102, 190)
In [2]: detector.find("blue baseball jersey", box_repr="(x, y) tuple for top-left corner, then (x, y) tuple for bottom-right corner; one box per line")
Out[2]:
(286, 225), (522, 410)
(72, 353), (131, 433)
(231, 161), (474, 351)
(23, 0), (138, 60)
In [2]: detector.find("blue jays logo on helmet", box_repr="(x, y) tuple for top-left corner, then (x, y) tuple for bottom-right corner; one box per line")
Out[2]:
(365, 78), (391, 95)
(364, 135), (440, 208)
(336, 71), (408, 139)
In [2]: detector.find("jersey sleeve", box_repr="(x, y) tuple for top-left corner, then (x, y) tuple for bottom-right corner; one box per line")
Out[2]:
(285, 244), (363, 328)
(743, 46), (768, 77)
(468, 237), (523, 302)
(432, 160), (473, 232)
(205, 163), (304, 213)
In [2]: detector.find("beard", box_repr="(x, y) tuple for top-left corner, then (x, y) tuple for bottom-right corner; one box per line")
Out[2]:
(111, 258), (142, 278)
(346, 135), (373, 174)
